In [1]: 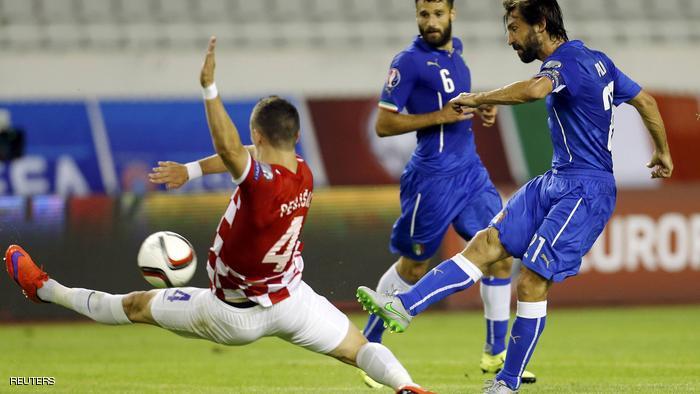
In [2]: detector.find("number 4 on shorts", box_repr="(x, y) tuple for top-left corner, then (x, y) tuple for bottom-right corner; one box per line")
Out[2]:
(167, 289), (191, 302)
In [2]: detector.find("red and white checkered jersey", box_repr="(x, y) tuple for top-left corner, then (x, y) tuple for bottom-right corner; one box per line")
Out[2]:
(207, 153), (313, 307)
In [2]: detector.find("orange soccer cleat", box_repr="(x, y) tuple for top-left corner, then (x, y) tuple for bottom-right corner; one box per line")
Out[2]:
(5, 245), (49, 303)
(397, 385), (437, 394)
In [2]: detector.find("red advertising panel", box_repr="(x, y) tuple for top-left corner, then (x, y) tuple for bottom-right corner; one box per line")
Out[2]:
(443, 185), (700, 308)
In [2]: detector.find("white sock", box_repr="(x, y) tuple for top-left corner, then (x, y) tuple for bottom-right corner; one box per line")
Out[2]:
(516, 300), (548, 318)
(376, 262), (412, 294)
(480, 281), (512, 321)
(356, 343), (415, 390)
(37, 279), (131, 325)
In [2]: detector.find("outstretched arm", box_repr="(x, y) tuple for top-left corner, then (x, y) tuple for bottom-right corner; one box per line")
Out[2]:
(375, 105), (475, 137)
(149, 146), (257, 190)
(200, 36), (249, 179)
(450, 77), (553, 108)
(628, 90), (673, 179)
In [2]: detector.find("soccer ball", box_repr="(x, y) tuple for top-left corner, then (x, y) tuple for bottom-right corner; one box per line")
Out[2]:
(137, 231), (197, 288)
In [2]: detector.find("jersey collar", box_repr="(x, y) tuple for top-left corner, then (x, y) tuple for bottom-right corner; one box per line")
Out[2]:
(413, 35), (463, 56)
(549, 39), (583, 57)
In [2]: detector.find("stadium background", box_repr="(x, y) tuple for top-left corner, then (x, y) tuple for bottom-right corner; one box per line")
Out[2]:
(0, 0), (698, 322)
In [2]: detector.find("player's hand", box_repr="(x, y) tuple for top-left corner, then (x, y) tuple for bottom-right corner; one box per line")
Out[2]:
(438, 102), (475, 124)
(450, 92), (479, 108)
(200, 36), (217, 88)
(646, 150), (673, 179)
(477, 105), (498, 128)
(149, 161), (189, 189)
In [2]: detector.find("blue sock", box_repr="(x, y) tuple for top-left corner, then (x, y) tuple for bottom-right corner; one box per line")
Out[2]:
(363, 314), (386, 343)
(496, 301), (547, 390)
(481, 276), (512, 355)
(486, 319), (509, 355)
(396, 254), (483, 316)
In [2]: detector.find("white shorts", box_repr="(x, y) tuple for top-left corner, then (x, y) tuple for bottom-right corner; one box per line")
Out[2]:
(149, 281), (350, 354)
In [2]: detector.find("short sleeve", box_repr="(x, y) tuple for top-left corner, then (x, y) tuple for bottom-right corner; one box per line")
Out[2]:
(233, 152), (252, 185)
(378, 52), (419, 113)
(535, 57), (581, 97)
(609, 62), (642, 106)
(236, 153), (278, 192)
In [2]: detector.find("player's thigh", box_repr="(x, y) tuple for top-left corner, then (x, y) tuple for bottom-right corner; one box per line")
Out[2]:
(491, 174), (550, 259)
(391, 171), (467, 260)
(150, 287), (266, 345)
(274, 282), (350, 355)
(453, 170), (503, 240)
(149, 287), (212, 339)
(522, 191), (614, 282)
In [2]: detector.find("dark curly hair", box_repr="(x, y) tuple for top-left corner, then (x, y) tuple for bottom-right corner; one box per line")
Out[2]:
(503, 0), (569, 41)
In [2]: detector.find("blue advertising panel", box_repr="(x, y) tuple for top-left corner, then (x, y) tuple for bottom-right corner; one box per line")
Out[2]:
(102, 98), (306, 193)
(0, 101), (104, 195)
(0, 97), (312, 195)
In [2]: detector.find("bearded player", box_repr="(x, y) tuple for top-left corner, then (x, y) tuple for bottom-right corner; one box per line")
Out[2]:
(363, 0), (535, 386)
(5, 37), (434, 394)
(357, 0), (673, 392)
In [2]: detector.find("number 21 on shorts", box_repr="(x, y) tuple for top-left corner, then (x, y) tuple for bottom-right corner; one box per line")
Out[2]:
(524, 233), (546, 263)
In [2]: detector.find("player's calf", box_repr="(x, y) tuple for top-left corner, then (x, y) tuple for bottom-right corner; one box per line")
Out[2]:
(331, 323), (431, 392)
(516, 267), (550, 302)
(5, 244), (134, 325)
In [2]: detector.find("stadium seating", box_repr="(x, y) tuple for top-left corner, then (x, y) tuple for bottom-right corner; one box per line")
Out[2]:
(0, 0), (697, 51)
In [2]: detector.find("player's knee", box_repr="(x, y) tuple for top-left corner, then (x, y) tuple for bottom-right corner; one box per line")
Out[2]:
(516, 268), (549, 302)
(487, 256), (513, 278)
(466, 228), (507, 266)
(122, 291), (150, 322)
(330, 326), (367, 366)
(484, 227), (504, 250)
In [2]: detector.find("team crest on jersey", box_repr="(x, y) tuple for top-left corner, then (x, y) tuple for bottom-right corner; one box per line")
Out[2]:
(386, 68), (401, 91)
(543, 60), (562, 69)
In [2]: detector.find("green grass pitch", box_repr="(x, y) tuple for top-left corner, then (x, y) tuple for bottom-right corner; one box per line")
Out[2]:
(2, 306), (699, 393)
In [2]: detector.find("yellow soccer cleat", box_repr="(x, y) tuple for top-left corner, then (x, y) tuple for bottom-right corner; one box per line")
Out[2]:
(480, 351), (536, 384)
(359, 370), (384, 389)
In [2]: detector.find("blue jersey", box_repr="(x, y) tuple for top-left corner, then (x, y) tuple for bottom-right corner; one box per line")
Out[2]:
(379, 36), (477, 174)
(535, 40), (642, 173)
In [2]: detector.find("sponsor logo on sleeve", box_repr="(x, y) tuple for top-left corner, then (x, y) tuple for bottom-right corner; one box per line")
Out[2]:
(253, 162), (261, 181)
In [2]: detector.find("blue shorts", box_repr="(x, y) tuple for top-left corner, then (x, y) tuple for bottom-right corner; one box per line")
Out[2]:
(391, 163), (502, 261)
(492, 169), (617, 282)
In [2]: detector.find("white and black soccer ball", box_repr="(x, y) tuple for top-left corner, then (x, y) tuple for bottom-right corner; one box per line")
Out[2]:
(137, 231), (197, 288)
